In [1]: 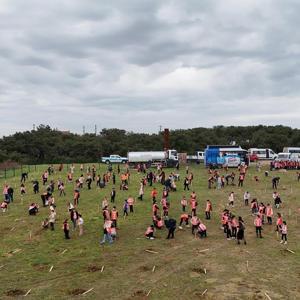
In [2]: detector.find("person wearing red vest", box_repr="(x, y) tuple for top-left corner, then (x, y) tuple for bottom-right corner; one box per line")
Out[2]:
(163, 204), (169, 217)
(110, 206), (119, 228)
(258, 203), (266, 224)
(231, 215), (238, 239)
(190, 199), (198, 216)
(156, 217), (164, 229)
(254, 215), (263, 238)
(151, 188), (158, 204)
(63, 219), (70, 239)
(179, 213), (190, 228)
(127, 196), (134, 213)
(191, 215), (200, 234)
(152, 202), (159, 216)
(73, 190), (80, 207)
(145, 225), (155, 239)
(205, 200), (212, 220)
(103, 206), (110, 221)
(266, 203), (273, 224)
(280, 221), (287, 244)
(190, 191), (197, 200)
(276, 213), (283, 233)
(161, 197), (167, 208)
(198, 222), (207, 238)
(181, 196), (187, 212)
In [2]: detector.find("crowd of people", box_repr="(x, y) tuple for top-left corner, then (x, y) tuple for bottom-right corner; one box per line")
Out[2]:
(1, 161), (292, 248)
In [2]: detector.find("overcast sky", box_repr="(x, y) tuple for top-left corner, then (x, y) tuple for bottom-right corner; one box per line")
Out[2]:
(1, 0), (300, 136)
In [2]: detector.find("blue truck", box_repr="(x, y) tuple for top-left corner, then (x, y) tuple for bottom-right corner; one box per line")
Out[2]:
(204, 145), (248, 167)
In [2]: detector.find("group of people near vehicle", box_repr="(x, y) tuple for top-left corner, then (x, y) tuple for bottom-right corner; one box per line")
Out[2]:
(1, 162), (291, 247)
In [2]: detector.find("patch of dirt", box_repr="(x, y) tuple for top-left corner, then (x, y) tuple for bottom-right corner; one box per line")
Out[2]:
(87, 265), (101, 272)
(129, 290), (148, 299)
(6, 289), (25, 296)
(32, 263), (49, 271)
(139, 265), (151, 272)
(192, 267), (207, 274)
(68, 288), (86, 296)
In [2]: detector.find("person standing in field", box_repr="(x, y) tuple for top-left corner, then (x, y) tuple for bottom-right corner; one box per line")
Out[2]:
(100, 220), (113, 244)
(280, 221), (288, 244)
(228, 192), (235, 207)
(183, 177), (190, 191)
(205, 199), (212, 220)
(266, 203), (273, 224)
(181, 195), (187, 212)
(237, 216), (246, 245)
(63, 219), (70, 239)
(102, 205), (110, 221)
(123, 200), (129, 218)
(243, 191), (250, 206)
(138, 180), (144, 200)
(127, 196), (134, 213)
(165, 218), (176, 239)
(151, 188), (158, 204)
(110, 187), (116, 203)
(190, 197), (198, 216)
(254, 214), (263, 238)
(272, 177), (280, 189)
(110, 206), (119, 228)
(276, 213), (283, 234)
(49, 207), (56, 231)
(191, 215), (200, 235)
(77, 214), (84, 236)
(70, 209), (78, 230)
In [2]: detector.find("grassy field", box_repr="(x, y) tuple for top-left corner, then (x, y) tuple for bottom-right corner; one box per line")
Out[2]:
(0, 163), (299, 300)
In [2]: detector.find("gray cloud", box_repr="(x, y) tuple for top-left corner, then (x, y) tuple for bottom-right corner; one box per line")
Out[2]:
(1, 0), (300, 136)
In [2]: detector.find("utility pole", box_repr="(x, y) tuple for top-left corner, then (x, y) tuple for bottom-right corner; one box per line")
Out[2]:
(83, 126), (85, 135)
(95, 124), (97, 136)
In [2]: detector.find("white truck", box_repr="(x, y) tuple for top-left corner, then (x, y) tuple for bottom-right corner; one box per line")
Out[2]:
(127, 149), (178, 167)
(101, 154), (128, 164)
(186, 151), (205, 163)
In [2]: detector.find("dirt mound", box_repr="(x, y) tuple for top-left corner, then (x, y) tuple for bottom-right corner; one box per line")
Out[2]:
(6, 289), (25, 296)
(139, 265), (151, 272)
(130, 290), (148, 299)
(87, 265), (101, 272)
(68, 288), (86, 295)
(192, 267), (207, 274)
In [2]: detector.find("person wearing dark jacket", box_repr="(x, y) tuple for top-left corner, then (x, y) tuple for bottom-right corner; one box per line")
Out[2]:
(165, 218), (176, 239)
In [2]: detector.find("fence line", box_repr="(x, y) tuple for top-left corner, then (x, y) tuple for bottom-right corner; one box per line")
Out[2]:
(0, 162), (103, 180)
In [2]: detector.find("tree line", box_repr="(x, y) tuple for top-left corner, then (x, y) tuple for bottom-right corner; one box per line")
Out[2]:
(0, 124), (299, 164)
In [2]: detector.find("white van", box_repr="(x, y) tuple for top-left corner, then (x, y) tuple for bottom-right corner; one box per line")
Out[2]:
(283, 147), (300, 154)
(276, 153), (291, 161)
(248, 148), (277, 161)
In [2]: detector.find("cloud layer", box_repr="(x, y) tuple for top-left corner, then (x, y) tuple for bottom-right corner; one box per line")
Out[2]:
(1, 0), (300, 135)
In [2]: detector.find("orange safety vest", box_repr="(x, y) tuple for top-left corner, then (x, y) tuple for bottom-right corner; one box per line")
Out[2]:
(191, 200), (197, 209)
(152, 204), (159, 213)
(205, 203), (212, 212)
(145, 227), (153, 235)
(157, 220), (163, 228)
(181, 214), (189, 220)
(254, 217), (262, 227)
(181, 199), (187, 206)
(191, 216), (199, 225)
(111, 210), (118, 220)
(127, 198), (134, 205)
(266, 207), (273, 217)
